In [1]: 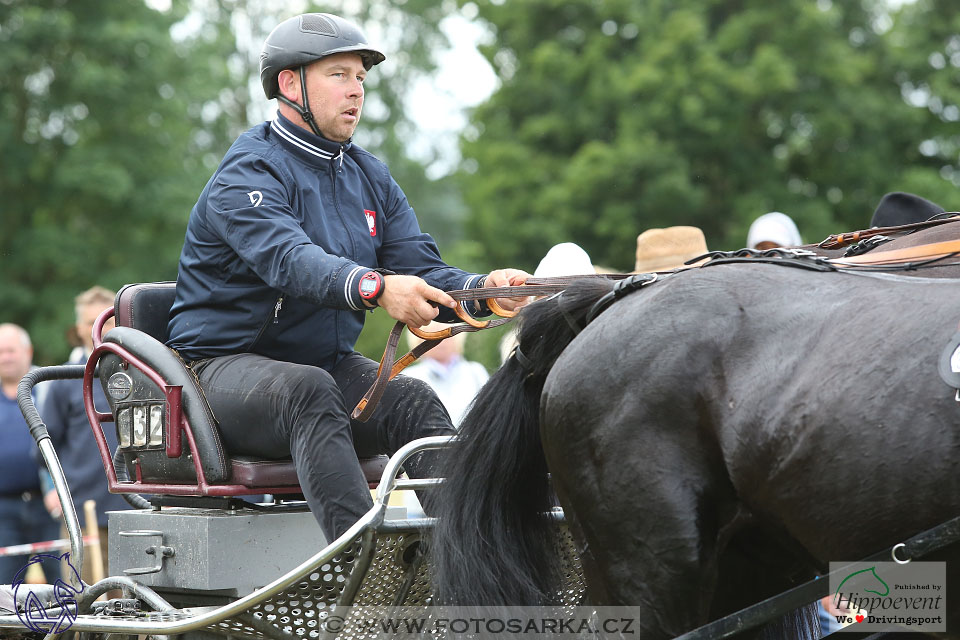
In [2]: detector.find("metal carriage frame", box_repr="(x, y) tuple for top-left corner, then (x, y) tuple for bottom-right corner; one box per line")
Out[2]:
(1, 282), (586, 639)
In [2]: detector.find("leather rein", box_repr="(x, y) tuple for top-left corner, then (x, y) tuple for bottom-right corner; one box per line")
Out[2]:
(350, 274), (630, 421)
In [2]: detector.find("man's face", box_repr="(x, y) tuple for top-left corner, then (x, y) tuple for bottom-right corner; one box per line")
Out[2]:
(0, 327), (33, 386)
(298, 53), (367, 142)
(76, 301), (114, 352)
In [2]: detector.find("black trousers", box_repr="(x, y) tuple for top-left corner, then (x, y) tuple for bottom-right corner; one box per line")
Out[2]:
(191, 352), (455, 540)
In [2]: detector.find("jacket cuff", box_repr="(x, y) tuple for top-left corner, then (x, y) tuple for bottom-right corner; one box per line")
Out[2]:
(463, 274), (489, 318)
(341, 265), (374, 311)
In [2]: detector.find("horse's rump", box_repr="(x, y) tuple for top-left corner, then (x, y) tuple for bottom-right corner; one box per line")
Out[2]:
(542, 264), (960, 620)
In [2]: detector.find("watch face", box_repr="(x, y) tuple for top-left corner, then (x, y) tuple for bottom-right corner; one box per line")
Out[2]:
(359, 272), (381, 299)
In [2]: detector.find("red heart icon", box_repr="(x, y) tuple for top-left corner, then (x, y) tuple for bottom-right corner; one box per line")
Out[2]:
(855, 615), (865, 623)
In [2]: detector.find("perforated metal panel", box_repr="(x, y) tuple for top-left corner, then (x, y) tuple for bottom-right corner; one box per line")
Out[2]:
(208, 525), (585, 640)
(556, 526), (587, 606)
(215, 530), (433, 640)
(244, 534), (365, 639)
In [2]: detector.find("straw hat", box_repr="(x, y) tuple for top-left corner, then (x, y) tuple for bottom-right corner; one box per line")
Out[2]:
(634, 226), (708, 273)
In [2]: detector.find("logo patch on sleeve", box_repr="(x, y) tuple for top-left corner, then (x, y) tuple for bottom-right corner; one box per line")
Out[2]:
(364, 209), (377, 236)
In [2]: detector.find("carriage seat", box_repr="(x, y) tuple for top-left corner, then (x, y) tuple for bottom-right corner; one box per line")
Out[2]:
(99, 282), (387, 494)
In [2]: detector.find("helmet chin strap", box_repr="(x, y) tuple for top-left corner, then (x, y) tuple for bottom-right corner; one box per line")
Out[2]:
(276, 66), (324, 138)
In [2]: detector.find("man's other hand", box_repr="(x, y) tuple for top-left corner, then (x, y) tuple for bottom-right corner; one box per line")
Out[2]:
(379, 274), (456, 327)
(486, 268), (532, 313)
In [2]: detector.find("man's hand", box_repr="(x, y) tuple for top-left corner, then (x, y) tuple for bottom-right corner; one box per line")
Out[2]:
(378, 274), (456, 327)
(485, 268), (532, 313)
(44, 489), (62, 518)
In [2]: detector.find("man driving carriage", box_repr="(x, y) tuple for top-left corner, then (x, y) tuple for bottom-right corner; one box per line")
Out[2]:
(165, 13), (529, 541)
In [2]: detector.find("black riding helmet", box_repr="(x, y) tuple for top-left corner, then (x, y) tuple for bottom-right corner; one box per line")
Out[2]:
(259, 13), (385, 137)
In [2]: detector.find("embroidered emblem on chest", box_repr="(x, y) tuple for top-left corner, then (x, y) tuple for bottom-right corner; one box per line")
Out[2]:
(364, 209), (377, 236)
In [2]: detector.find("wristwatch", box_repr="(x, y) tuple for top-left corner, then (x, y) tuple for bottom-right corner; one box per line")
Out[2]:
(358, 270), (385, 305)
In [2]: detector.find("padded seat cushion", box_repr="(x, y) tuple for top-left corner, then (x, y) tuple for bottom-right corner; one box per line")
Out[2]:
(230, 455), (388, 488)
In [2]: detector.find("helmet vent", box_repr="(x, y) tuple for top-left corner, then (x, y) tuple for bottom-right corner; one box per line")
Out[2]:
(300, 14), (337, 37)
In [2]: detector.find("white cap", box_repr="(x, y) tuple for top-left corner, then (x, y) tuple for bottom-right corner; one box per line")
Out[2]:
(534, 242), (594, 277)
(746, 212), (802, 249)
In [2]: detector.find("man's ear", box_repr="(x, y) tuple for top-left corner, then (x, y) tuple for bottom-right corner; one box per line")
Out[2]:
(277, 68), (300, 102)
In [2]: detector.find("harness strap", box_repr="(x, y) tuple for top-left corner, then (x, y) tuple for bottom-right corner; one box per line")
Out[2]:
(818, 214), (960, 249)
(351, 315), (513, 422)
(831, 238), (960, 266)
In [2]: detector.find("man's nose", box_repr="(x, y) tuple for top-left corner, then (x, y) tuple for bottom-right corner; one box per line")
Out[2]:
(347, 78), (363, 97)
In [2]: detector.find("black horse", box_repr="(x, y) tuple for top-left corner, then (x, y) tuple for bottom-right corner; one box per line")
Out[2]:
(430, 236), (960, 639)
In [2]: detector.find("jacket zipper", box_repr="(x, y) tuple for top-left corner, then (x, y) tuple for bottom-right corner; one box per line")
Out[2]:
(250, 295), (283, 349)
(331, 146), (358, 258)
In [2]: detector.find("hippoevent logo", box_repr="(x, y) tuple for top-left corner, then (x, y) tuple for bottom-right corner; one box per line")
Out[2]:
(13, 552), (85, 634)
(829, 561), (945, 633)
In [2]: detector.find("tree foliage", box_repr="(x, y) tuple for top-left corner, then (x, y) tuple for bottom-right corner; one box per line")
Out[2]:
(0, 0), (245, 364)
(457, 0), (960, 272)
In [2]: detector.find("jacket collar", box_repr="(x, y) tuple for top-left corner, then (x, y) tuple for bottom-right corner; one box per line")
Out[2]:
(270, 112), (352, 166)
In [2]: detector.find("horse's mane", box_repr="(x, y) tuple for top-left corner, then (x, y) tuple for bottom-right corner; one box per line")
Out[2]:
(431, 278), (616, 605)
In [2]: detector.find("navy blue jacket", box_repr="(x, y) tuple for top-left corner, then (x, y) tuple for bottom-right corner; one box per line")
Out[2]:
(167, 113), (484, 370)
(39, 354), (130, 527)
(0, 389), (42, 495)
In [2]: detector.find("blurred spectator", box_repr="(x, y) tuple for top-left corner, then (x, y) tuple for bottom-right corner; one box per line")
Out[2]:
(500, 242), (595, 363)
(746, 212), (802, 250)
(534, 242), (595, 278)
(40, 287), (129, 583)
(634, 226), (709, 272)
(869, 191), (944, 228)
(403, 322), (489, 428)
(0, 323), (59, 584)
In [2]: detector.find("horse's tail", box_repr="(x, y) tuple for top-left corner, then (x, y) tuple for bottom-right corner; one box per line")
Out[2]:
(430, 277), (617, 605)
(759, 603), (822, 640)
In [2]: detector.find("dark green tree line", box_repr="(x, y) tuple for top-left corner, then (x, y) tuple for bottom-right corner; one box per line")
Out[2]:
(0, 0), (245, 364)
(457, 0), (960, 272)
